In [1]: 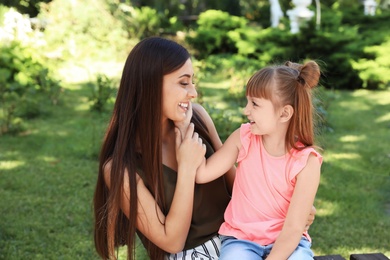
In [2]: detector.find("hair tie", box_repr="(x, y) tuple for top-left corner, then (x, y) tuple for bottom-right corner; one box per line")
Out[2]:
(297, 75), (305, 85)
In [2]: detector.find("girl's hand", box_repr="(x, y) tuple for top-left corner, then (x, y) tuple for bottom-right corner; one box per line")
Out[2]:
(175, 123), (206, 176)
(305, 205), (316, 231)
(174, 102), (193, 141)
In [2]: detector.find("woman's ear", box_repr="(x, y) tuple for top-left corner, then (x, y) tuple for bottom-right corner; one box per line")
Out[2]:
(280, 105), (294, 122)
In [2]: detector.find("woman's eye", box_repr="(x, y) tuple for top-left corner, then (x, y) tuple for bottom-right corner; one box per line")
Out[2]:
(180, 82), (189, 86)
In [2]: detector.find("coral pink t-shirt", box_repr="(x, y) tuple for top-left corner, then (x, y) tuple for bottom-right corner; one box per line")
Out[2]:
(218, 123), (322, 245)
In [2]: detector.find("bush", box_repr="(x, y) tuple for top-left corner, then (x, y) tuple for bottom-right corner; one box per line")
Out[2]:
(186, 10), (248, 58)
(187, 6), (390, 90)
(89, 74), (117, 113)
(38, 0), (130, 61)
(0, 42), (61, 134)
(111, 4), (165, 39)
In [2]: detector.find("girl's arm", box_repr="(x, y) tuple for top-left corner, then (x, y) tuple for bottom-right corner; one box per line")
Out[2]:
(266, 153), (321, 260)
(105, 124), (206, 253)
(195, 128), (241, 184)
(192, 104), (236, 191)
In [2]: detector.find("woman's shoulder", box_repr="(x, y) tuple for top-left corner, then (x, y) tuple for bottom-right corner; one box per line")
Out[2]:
(102, 159), (142, 189)
(102, 159), (113, 188)
(192, 103), (209, 118)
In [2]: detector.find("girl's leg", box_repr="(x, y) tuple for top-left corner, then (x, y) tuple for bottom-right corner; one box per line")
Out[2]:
(166, 235), (221, 259)
(219, 236), (265, 260)
(287, 237), (314, 260)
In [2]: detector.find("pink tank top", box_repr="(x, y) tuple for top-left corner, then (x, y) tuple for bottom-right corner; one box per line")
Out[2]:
(219, 123), (322, 245)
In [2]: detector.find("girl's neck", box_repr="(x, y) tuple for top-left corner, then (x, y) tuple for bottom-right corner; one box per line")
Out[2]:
(262, 134), (287, 157)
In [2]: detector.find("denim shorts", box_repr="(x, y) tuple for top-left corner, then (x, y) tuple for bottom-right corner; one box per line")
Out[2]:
(219, 235), (314, 260)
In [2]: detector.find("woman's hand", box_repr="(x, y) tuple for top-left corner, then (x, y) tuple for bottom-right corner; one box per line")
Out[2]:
(175, 123), (206, 176)
(174, 102), (193, 141)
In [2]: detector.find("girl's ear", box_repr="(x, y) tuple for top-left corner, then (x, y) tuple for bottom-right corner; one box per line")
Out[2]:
(280, 105), (294, 122)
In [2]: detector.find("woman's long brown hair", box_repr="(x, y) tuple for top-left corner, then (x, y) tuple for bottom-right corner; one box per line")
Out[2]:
(93, 37), (211, 260)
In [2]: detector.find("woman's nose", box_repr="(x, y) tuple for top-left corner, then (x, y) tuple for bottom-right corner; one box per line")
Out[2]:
(188, 84), (197, 98)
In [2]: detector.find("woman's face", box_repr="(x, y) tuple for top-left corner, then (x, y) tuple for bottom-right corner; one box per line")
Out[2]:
(162, 58), (197, 122)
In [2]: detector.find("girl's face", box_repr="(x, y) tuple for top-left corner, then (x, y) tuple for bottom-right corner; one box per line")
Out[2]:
(162, 58), (197, 122)
(244, 96), (281, 135)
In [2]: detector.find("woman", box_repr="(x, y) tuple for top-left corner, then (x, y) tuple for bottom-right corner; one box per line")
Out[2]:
(93, 37), (314, 260)
(94, 36), (233, 259)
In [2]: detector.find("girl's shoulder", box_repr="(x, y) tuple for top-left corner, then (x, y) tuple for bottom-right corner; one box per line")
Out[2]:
(236, 123), (259, 161)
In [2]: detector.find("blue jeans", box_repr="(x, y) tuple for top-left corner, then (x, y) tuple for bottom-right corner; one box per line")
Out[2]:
(219, 235), (314, 260)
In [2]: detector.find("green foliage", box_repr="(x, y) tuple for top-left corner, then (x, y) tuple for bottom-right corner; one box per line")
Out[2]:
(0, 42), (61, 135)
(38, 0), (131, 62)
(0, 0), (51, 17)
(204, 104), (243, 141)
(110, 4), (165, 39)
(89, 74), (117, 113)
(186, 10), (248, 58)
(352, 40), (390, 89)
(187, 6), (390, 90)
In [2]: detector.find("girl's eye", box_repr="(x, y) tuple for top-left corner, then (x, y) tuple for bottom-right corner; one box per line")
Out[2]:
(252, 101), (258, 106)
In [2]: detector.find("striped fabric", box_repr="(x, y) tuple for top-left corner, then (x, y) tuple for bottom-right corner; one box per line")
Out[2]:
(166, 236), (221, 260)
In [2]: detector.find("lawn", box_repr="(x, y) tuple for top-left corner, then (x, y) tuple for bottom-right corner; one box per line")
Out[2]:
(0, 77), (389, 258)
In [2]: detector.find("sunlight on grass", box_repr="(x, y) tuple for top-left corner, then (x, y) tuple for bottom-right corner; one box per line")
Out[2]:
(52, 130), (69, 137)
(39, 156), (60, 163)
(326, 153), (361, 160)
(0, 160), (25, 170)
(376, 112), (390, 123)
(315, 200), (338, 216)
(339, 135), (366, 142)
(73, 101), (91, 111)
(338, 101), (371, 111)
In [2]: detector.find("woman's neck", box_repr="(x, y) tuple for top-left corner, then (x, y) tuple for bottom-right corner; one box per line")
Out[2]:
(161, 119), (178, 170)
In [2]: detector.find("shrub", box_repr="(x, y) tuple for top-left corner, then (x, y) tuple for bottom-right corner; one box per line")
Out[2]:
(89, 74), (117, 113)
(186, 10), (248, 58)
(38, 0), (130, 61)
(0, 42), (61, 134)
(188, 6), (390, 90)
(112, 4), (165, 39)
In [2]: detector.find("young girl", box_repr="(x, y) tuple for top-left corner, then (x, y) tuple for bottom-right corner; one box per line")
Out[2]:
(195, 60), (323, 259)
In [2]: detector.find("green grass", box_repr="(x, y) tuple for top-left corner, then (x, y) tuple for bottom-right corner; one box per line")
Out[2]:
(0, 83), (107, 259)
(0, 78), (389, 259)
(309, 89), (390, 258)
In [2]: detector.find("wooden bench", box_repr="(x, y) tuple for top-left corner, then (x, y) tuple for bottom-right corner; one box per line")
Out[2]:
(314, 253), (389, 260)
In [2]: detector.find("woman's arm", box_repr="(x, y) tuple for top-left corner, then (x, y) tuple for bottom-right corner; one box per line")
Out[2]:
(192, 103), (236, 191)
(266, 154), (321, 260)
(105, 124), (206, 253)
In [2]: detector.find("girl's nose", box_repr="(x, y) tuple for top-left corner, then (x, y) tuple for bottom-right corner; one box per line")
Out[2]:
(244, 103), (250, 115)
